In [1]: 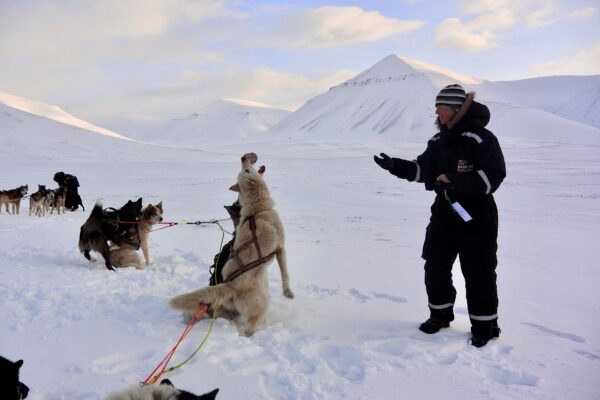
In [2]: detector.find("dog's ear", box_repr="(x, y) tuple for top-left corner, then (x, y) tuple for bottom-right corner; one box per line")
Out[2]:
(229, 183), (240, 192)
(224, 205), (239, 220)
(15, 359), (23, 368)
(159, 379), (174, 387)
(156, 201), (163, 210)
(136, 198), (142, 205)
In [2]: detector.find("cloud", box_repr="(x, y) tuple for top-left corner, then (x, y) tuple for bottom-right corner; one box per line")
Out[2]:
(264, 6), (424, 48)
(0, 0), (230, 58)
(435, 0), (559, 53)
(525, 1), (559, 28)
(435, 18), (498, 53)
(569, 7), (597, 19)
(459, 0), (558, 28)
(533, 41), (600, 76)
(65, 64), (358, 127)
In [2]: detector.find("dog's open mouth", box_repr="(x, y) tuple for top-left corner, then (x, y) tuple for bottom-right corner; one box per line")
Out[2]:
(242, 152), (258, 164)
(242, 152), (265, 174)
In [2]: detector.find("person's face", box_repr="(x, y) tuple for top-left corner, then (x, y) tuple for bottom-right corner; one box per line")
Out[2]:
(436, 105), (456, 126)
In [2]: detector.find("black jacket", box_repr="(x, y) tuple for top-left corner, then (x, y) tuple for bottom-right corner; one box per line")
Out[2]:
(54, 172), (80, 191)
(387, 93), (506, 222)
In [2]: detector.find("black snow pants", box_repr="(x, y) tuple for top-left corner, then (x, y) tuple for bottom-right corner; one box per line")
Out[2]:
(421, 194), (499, 327)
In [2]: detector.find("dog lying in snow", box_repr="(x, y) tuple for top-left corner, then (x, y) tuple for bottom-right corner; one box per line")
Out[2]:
(110, 201), (164, 269)
(170, 153), (294, 336)
(106, 378), (218, 400)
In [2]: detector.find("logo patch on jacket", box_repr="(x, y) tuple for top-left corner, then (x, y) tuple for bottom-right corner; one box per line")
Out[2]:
(457, 159), (474, 173)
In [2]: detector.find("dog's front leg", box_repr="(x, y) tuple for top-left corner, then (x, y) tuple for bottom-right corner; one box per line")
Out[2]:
(276, 246), (294, 299)
(141, 236), (150, 265)
(97, 241), (115, 271)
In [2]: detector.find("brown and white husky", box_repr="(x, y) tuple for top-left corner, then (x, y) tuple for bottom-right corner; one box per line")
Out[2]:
(29, 185), (48, 217)
(111, 201), (164, 269)
(0, 185), (28, 214)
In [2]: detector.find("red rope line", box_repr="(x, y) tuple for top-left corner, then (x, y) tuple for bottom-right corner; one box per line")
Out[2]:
(142, 304), (208, 385)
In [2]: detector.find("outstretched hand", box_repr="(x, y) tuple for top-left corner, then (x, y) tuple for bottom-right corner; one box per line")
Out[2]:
(373, 153), (394, 170)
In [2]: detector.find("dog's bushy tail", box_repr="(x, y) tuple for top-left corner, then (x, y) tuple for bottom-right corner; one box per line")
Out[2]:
(90, 199), (103, 218)
(170, 285), (236, 312)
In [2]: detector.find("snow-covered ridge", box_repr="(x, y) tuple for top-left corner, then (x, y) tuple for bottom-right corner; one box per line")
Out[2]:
(134, 98), (291, 145)
(402, 56), (482, 85)
(333, 72), (426, 89)
(0, 92), (132, 141)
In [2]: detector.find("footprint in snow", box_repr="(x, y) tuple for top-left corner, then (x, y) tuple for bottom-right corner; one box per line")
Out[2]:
(371, 292), (407, 303)
(572, 349), (600, 362)
(90, 350), (155, 375)
(522, 322), (585, 343)
(319, 344), (367, 383)
(487, 365), (540, 387)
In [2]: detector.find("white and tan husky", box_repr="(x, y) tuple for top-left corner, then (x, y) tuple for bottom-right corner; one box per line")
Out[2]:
(170, 153), (294, 336)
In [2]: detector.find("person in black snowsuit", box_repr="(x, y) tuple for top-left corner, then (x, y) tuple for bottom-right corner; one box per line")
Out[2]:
(53, 171), (85, 211)
(374, 84), (506, 347)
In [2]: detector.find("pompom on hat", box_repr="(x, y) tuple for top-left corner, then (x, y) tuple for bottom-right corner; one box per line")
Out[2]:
(435, 84), (466, 109)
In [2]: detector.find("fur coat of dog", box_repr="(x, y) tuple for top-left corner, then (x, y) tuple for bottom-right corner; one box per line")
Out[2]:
(106, 379), (218, 400)
(170, 153), (294, 336)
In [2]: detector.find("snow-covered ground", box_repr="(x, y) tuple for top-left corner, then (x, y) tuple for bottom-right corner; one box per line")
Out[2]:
(1, 53), (600, 399)
(1, 134), (599, 399)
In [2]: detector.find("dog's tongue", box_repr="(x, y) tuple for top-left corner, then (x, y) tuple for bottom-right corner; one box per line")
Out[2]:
(242, 152), (258, 164)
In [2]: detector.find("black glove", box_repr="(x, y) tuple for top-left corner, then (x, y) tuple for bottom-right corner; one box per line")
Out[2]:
(434, 174), (457, 191)
(374, 153), (394, 170)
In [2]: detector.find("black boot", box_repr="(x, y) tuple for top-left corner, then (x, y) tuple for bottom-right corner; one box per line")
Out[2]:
(470, 321), (501, 347)
(419, 317), (450, 334)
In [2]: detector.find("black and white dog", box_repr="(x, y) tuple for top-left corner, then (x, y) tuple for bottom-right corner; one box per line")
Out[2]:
(79, 198), (143, 271)
(106, 379), (218, 400)
(0, 355), (29, 399)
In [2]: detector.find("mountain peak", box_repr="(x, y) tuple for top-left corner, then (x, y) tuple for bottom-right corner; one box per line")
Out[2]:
(344, 54), (416, 84)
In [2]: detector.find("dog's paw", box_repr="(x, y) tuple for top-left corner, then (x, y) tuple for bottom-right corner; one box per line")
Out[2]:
(283, 288), (295, 299)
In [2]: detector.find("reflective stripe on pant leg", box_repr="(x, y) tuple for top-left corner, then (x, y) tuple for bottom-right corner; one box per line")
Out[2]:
(469, 313), (498, 321)
(428, 302), (454, 310)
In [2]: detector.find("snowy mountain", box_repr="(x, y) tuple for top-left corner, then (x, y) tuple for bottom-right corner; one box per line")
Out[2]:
(0, 93), (229, 164)
(131, 98), (291, 146)
(266, 55), (600, 144)
(0, 92), (132, 141)
(482, 75), (600, 129)
(267, 55), (438, 142)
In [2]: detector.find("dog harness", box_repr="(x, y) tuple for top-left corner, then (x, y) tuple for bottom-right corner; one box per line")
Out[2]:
(223, 215), (277, 283)
(104, 207), (141, 250)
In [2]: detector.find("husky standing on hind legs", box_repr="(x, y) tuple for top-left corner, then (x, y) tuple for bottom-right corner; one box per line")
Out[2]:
(170, 153), (294, 336)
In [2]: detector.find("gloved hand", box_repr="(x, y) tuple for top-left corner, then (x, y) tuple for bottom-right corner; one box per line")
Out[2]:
(435, 174), (457, 191)
(373, 153), (394, 170)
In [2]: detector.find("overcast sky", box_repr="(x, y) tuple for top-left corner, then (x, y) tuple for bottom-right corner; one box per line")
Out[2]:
(1, 0), (598, 129)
